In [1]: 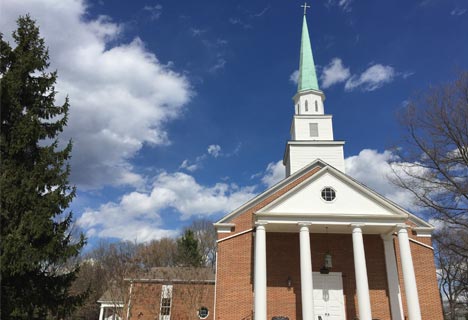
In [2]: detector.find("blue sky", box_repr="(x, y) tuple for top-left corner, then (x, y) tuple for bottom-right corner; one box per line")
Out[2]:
(2, 0), (468, 248)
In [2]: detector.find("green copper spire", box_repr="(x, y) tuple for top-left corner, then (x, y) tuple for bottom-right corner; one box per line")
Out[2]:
(297, 14), (320, 92)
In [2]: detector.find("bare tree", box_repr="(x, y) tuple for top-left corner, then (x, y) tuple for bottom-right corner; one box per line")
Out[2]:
(392, 71), (468, 258)
(91, 241), (141, 320)
(134, 237), (178, 269)
(435, 228), (468, 320)
(68, 259), (107, 319)
(184, 219), (217, 269)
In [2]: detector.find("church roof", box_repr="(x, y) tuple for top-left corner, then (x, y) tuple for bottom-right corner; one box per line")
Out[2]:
(97, 286), (124, 304)
(215, 159), (433, 231)
(124, 267), (215, 283)
(297, 15), (320, 92)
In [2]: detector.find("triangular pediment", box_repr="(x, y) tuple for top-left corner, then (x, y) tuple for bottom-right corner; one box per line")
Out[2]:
(216, 160), (432, 231)
(258, 165), (408, 219)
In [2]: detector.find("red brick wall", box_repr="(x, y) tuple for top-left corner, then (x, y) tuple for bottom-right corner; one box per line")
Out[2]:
(216, 232), (443, 320)
(127, 282), (215, 320)
(216, 231), (255, 320)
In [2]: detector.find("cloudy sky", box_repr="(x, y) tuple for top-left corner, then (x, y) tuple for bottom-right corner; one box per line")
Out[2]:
(2, 0), (467, 247)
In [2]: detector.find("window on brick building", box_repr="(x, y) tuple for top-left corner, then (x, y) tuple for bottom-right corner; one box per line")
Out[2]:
(198, 306), (209, 319)
(159, 285), (173, 320)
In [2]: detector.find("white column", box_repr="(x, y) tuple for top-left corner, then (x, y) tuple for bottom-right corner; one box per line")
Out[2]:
(351, 224), (372, 320)
(299, 223), (314, 320)
(397, 224), (422, 320)
(254, 223), (267, 320)
(99, 305), (104, 320)
(381, 234), (404, 320)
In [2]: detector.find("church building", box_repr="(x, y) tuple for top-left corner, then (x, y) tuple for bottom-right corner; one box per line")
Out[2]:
(214, 9), (443, 320)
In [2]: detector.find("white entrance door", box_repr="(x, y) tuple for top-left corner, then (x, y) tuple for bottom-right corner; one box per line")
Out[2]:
(313, 272), (346, 320)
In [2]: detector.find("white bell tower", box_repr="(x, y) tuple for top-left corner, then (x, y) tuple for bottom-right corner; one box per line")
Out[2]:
(283, 13), (345, 176)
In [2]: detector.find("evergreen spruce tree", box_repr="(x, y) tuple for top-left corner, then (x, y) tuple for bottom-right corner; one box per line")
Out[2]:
(1, 15), (85, 319)
(176, 229), (203, 267)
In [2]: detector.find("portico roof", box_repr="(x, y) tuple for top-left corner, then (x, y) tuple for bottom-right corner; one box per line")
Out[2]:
(215, 159), (433, 234)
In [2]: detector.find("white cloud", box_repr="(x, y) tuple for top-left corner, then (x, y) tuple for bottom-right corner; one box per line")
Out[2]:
(315, 58), (399, 92)
(326, 0), (353, 12)
(1, 0), (192, 189)
(345, 149), (419, 211)
(179, 159), (199, 172)
(345, 64), (395, 91)
(228, 18), (252, 29)
(78, 171), (257, 241)
(252, 6), (270, 17)
(143, 4), (163, 20)
(207, 144), (222, 158)
(179, 144), (223, 172)
(289, 70), (299, 85)
(209, 58), (227, 73)
(321, 58), (351, 88)
(261, 160), (285, 187)
(338, 0), (353, 11)
(428, 218), (446, 230)
(450, 8), (467, 16)
(190, 28), (206, 37)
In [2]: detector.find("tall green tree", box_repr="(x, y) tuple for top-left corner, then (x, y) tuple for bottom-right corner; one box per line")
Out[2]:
(176, 229), (203, 267)
(1, 15), (85, 319)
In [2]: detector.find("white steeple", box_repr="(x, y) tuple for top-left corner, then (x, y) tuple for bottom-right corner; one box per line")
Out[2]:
(283, 12), (345, 176)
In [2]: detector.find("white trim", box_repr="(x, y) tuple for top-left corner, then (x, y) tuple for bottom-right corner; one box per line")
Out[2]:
(159, 285), (173, 320)
(409, 238), (434, 250)
(126, 281), (133, 320)
(123, 278), (215, 284)
(412, 227), (434, 237)
(292, 88), (326, 101)
(414, 234), (432, 238)
(255, 214), (406, 227)
(213, 251), (218, 320)
(286, 140), (346, 145)
(99, 303), (124, 308)
(257, 212), (405, 220)
(216, 228), (253, 243)
(294, 114), (333, 120)
(213, 223), (235, 233)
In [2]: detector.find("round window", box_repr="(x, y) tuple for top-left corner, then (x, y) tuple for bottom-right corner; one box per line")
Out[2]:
(321, 187), (336, 202)
(198, 307), (209, 319)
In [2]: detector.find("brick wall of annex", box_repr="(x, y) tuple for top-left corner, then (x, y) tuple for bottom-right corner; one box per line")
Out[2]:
(127, 282), (215, 320)
(216, 231), (443, 320)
